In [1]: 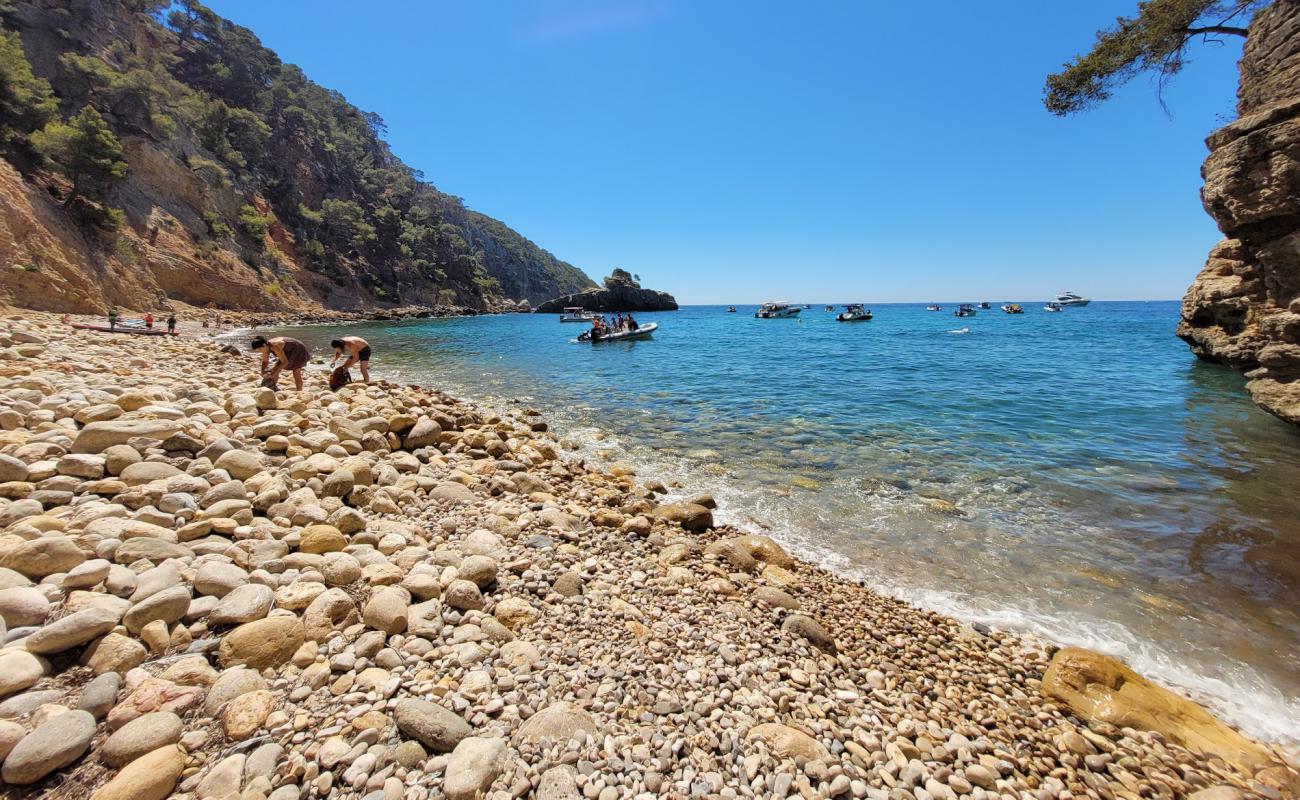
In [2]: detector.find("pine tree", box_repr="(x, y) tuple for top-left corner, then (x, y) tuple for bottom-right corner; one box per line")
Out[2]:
(1045, 0), (1267, 115)
(31, 106), (128, 206)
(0, 28), (56, 143)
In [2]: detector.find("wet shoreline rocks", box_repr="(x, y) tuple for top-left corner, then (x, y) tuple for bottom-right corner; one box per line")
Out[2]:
(0, 309), (1294, 799)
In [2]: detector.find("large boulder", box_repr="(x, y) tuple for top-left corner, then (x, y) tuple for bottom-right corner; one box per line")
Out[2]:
(0, 536), (85, 578)
(89, 744), (185, 800)
(650, 502), (713, 532)
(445, 737), (508, 800)
(0, 650), (43, 697)
(25, 605), (121, 654)
(72, 420), (182, 454)
(99, 712), (183, 767)
(745, 723), (830, 764)
(1041, 647), (1276, 774)
(514, 701), (599, 744)
(1, 709), (96, 784)
(298, 524), (346, 554)
(393, 698), (471, 753)
(218, 616), (304, 669)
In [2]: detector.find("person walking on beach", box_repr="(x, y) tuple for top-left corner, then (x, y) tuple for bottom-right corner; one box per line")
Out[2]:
(107, 308), (117, 330)
(330, 336), (372, 383)
(144, 312), (155, 330)
(250, 335), (310, 391)
(167, 314), (176, 335)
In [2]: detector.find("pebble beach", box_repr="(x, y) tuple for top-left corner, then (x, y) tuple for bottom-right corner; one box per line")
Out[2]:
(0, 310), (1295, 800)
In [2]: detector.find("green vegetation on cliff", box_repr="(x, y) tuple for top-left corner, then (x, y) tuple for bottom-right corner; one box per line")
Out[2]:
(0, 0), (593, 310)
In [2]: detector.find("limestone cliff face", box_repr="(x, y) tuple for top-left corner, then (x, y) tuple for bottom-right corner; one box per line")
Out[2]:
(0, 147), (315, 315)
(1178, 0), (1300, 425)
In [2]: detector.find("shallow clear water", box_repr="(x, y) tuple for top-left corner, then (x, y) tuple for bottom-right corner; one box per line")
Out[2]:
(270, 302), (1300, 743)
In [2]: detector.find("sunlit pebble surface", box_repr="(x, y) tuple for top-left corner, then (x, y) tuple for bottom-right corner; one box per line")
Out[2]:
(0, 313), (1280, 800)
(327, 304), (1300, 749)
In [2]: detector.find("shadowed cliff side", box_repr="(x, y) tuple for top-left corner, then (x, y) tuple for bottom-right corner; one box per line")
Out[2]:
(1178, 0), (1300, 425)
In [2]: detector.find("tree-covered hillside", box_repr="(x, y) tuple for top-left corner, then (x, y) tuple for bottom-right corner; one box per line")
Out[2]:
(0, 0), (594, 311)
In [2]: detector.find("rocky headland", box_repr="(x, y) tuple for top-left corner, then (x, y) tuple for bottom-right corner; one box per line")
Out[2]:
(1178, 0), (1300, 426)
(0, 310), (1294, 799)
(536, 270), (678, 314)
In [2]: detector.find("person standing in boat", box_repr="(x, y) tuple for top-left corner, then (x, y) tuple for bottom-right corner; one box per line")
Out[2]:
(250, 335), (310, 391)
(330, 336), (372, 383)
(626, 313), (638, 331)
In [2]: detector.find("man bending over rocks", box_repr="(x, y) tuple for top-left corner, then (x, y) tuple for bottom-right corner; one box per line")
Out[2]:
(250, 335), (309, 391)
(330, 336), (372, 383)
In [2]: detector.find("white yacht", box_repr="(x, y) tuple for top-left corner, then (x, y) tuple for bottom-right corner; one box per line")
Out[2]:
(1054, 291), (1090, 307)
(755, 302), (801, 318)
(559, 306), (596, 323)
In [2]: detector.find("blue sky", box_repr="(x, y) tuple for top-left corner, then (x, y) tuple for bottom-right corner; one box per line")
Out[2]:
(205, 1), (1246, 303)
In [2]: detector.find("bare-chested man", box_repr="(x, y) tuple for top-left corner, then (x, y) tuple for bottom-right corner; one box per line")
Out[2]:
(250, 335), (310, 391)
(330, 336), (371, 383)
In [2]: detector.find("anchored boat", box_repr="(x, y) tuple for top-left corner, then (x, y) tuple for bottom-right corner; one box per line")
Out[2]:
(1053, 291), (1090, 307)
(755, 302), (801, 318)
(954, 304), (977, 317)
(1044, 302), (1063, 312)
(926, 304), (942, 311)
(836, 304), (872, 321)
(559, 306), (596, 323)
(578, 322), (658, 342)
(1001, 304), (1024, 314)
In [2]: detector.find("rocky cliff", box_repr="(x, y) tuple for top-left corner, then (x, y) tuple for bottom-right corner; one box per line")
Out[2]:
(535, 268), (677, 313)
(0, 0), (594, 316)
(1178, 0), (1300, 425)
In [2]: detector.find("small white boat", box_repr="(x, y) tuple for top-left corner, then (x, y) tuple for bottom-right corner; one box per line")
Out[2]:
(755, 302), (801, 318)
(578, 322), (658, 342)
(1054, 291), (1090, 307)
(978, 302), (991, 309)
(926, 304), (942, 311)
(1044, 302), (1063, 312)
(954, 304), (977, 317)
(727, 306), (737, 313)
(559, 306), (596, 323)
(837, 304), (872, 321)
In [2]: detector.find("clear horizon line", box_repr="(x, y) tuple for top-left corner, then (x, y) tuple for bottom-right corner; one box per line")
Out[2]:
(666, 298), (1182, 305)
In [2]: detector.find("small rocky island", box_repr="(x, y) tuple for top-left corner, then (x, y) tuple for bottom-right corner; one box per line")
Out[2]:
(535, 269), (677, 313)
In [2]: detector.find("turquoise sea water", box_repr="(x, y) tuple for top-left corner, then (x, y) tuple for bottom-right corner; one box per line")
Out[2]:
(267, 302), (1300, 743)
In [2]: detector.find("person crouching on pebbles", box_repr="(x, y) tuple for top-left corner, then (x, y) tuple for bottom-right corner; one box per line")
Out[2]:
(330, 336), (372, 383)
(250, 335), (309, 391)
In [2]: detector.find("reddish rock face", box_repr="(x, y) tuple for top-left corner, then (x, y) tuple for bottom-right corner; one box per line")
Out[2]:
(1179, 2), (1300, 425)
